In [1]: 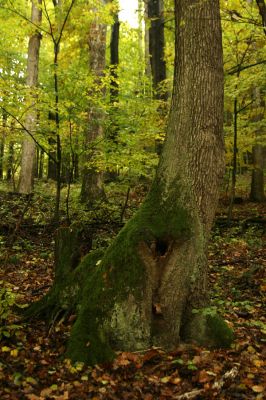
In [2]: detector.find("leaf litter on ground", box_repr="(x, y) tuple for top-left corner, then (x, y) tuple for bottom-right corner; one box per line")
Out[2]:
(0, 195), (265, 399)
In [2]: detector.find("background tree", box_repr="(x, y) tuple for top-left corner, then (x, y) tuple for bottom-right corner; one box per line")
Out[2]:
(18, 0), (42, 194)
(147, 0), (167, 101)
(80, 0), (108, 206)
(221, 0), (266, 207)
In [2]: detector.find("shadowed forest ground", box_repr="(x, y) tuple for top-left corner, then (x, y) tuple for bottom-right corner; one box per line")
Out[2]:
(0, 184), (265, 399)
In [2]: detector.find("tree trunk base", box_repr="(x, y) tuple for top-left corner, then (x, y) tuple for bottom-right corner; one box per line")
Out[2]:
(24, 207), (233, 366)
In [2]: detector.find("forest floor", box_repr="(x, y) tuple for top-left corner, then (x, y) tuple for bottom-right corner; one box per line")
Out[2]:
(0, 188), (265, 399)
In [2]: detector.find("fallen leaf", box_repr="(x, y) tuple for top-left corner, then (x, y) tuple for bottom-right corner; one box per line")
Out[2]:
(252, 385), (265, 393)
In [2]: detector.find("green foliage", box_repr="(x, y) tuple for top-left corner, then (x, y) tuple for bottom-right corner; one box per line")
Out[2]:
(0, 281), (21, 340)
(221, 0), (266, 170)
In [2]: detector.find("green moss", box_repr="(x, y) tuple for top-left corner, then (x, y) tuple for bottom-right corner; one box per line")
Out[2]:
(67, 183), (192, 364)
(181, 311), (234, 349)
(206, 314), (234, 348)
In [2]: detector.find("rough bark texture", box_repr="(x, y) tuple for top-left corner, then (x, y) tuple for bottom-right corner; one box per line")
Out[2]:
(27, 0), (233, 365)
(18, 0), (42, 194)
(0, 111), (6, 180)
(80, 2), (107, 206)
(66, 0), (232, 363)
(250, 144), (265, 202)
(147, 0), (167, 100)
(110, 11), (119, 103)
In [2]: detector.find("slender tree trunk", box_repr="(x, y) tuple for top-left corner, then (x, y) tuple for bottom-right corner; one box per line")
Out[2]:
(80, 1), (107, 206)
(18, 0), (42, 194)
(147, 0), (167, 101)
(147, 0), (168, 154)
(144, 1), (151, 78)
(0, 111), (7, 180)
(256, 0), (266, 35)
(6, 141), (13, 179)
(228, 98), (238, 220)
(47, 112), (57, 180)
(38, 149), (44, 179)
(110, 10), (120, 103)
(250, 144), (265, 201)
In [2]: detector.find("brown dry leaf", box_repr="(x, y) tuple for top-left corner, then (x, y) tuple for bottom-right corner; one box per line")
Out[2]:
(55, 392), (69, 400)
(171, 376), (181, 385)
(198, 370), (211, 383)
(192, 355), (201, 365)
(116, 351), (142, 367)
(26, 395), (40, 400)
(143, 349), (160, 363)
(40, 388), (53, 397)
(143, 394), (153, 400)
(252, 385), (265, 393)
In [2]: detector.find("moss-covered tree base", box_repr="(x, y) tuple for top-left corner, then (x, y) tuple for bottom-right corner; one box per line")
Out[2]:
(181, 311), (234, 349)
(24, 188), (233, 366)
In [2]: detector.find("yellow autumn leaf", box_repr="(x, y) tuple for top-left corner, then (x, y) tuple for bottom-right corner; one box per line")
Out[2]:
(247, 346), (256, 353)
(10, 349), (18, 357)
(253, 359), (264, 367)
(161, 376), (171, 383)
(1, 346), (11, 352)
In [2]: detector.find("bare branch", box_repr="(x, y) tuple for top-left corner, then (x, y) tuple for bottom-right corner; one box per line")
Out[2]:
(226, 59), (266, 75)
(0, 106), (57, 164)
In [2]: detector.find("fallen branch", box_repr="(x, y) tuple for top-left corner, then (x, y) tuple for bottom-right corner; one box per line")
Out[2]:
(212, 365), (239, 390)
(174, 389), (204, 399)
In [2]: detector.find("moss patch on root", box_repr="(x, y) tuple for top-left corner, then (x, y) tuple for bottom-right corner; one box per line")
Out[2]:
(205, 314), (234, 348)
(67, 183), (191, 364)
(182, 311), (234, 349)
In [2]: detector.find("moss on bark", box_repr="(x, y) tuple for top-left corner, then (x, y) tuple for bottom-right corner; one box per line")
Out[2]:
(66, 184), (191, 364)
(181, 311), (234, 349)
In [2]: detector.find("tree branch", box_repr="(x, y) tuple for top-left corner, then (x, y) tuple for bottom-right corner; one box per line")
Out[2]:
(226, 59), (266, 75)
(2, 2), (50, 36)
(0, 106), (57, 164)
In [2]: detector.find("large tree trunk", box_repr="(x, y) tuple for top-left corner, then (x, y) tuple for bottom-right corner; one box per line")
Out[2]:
(27, 0), (233, 365)
(71, 0), (232, 362)
(80, 1), (107, 206)
(18, 0), (42, 194)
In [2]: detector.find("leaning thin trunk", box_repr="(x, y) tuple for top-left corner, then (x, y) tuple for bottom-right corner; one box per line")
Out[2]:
(250, 144), (265, 202)
(18, 0), (42, 194)
(147, 0), (167, 101)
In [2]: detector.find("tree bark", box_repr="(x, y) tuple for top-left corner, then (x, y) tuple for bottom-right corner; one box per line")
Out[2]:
(6, 141), (14, 182)
(250, 144), (265, 202)
(255, 0), (266, 35)
(0, 111), (7, 180)
(110, 10), (120, 103)
(27, 0), (233, 365)
(80, 1), (107, 206)
(68, 0), (232, 364)
(18, 0), (42, 194)
(147, 0), (167, 100)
